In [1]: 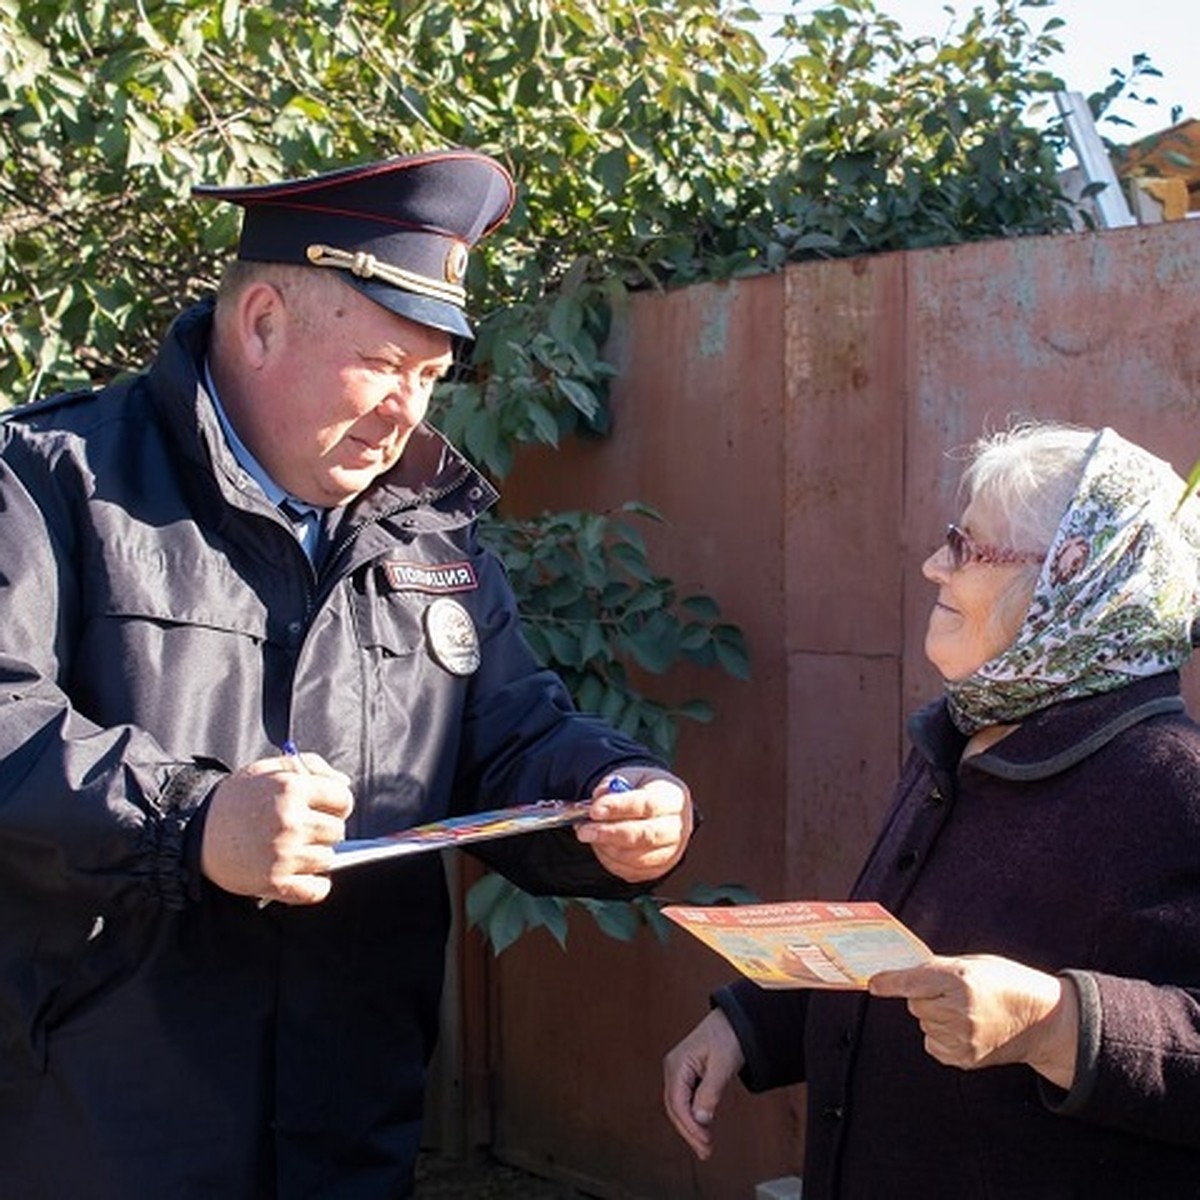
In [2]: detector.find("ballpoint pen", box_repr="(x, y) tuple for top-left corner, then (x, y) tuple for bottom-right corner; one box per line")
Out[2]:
(257, 740), (310, 909)
(281, 739), (309, 772)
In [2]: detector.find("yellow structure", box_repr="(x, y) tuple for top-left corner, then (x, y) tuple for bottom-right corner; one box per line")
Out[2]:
(1115, 118), (1200, 219)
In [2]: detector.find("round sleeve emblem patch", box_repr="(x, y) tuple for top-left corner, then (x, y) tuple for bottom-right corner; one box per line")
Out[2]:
(424, 597), (481, 675)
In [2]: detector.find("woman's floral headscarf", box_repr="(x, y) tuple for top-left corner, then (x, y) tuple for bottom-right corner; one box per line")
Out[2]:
(946, 428), (1200, 734)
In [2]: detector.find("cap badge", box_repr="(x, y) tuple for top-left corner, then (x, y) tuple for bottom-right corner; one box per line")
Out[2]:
(424, 597), (480, 676)
(445, 241), (469, 285)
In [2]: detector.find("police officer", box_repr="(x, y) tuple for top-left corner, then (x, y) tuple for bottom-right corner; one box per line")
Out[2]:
(0, 149), (694, 1198)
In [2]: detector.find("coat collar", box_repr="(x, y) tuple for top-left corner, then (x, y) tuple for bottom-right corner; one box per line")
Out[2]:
(908, 671), (1186, 782)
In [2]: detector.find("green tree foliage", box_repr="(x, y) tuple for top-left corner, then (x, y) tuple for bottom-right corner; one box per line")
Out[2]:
(1, 0), (1087, 947)
(3, 0), (1079, 409)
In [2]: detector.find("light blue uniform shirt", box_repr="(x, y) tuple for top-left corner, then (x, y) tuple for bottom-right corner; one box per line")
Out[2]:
(204, 360), (323, 560)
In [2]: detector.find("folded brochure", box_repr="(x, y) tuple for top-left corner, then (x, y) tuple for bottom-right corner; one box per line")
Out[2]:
(330, 798), (593, 871)
(662, 900), (932, 989)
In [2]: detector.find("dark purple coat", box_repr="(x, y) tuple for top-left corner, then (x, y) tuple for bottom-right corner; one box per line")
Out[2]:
(717, 671), (1200, 1198)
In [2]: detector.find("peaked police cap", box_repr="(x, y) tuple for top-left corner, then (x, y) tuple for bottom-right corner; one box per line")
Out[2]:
(193, 149), (515, 339)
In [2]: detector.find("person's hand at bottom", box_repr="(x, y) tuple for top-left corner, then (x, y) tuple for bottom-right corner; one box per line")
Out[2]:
(663, 1008), (745, 1160)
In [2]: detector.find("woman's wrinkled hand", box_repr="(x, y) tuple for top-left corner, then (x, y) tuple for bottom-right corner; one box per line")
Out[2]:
(663, 1008), (745, 1160)
(868, 953), (1079, 1088)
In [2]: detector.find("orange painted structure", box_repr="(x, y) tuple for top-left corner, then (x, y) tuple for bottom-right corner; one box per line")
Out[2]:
(435, 220), (1200, 1198)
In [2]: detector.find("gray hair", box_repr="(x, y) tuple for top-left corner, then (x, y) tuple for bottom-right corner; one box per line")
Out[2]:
(212, 259), (352, 344)
(959, 422), (1095, 555)
(216, 258), (349, 303)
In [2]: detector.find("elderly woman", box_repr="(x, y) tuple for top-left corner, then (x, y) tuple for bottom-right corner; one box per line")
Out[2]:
(664, 423), (1200, 1197)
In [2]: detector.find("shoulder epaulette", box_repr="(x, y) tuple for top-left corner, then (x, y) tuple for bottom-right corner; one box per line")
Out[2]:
(2, 387), (100, 424)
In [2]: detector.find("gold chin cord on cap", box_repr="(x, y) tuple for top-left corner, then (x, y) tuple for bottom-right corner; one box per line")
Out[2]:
(305, 243), (467, 306)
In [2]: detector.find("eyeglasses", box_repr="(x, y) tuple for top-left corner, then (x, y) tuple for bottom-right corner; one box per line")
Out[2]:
(944, 523), (1044, 570)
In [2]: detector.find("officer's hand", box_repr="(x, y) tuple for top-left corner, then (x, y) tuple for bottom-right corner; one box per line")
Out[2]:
(575, 769), (694, 882)
(201, 751), (354, 905)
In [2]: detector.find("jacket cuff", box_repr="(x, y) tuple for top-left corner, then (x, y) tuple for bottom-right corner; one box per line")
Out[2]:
(156, 764), (227, 909)
(712, 982), (775, 1093)
(1040, 968), (1102, 1115)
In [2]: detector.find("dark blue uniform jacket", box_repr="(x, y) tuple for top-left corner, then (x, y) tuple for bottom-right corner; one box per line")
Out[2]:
(0, 301), (658, 1198)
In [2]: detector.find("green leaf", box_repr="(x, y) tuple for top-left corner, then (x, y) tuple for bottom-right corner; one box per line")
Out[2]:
(680, 594), (721, 620)
(578, 619), (609, 664)
(526, 402), (560, 445)
(488, 892), (531, 956)
(520, 892), (569, 950)
(1174, 457), (1200, 515)
(548, 295), (584, 345)
(541, 623), (582, 667)
(635, 897), (676, 944)
(556, 376), (600, 420)
(595, 145), (631, 197)
(577, 897), (640, 941)
(627, 624), (678, 674)
(674, 698), (714, 723)
(713, 626), (752, 681)
(465, 870), (512, 928)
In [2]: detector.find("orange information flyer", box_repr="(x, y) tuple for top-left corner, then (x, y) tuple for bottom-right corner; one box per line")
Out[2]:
(662, 900), (932, 990)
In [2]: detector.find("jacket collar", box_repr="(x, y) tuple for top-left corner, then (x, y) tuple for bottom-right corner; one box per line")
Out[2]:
(908, 671), (1186, 782)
